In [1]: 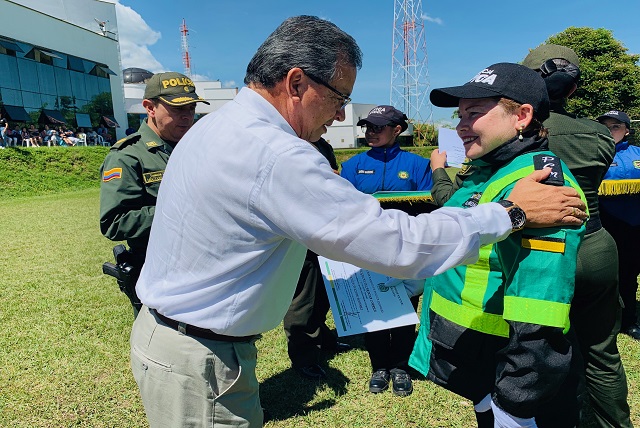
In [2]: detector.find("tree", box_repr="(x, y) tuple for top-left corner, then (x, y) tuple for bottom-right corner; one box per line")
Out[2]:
(540, 27), (640, 123)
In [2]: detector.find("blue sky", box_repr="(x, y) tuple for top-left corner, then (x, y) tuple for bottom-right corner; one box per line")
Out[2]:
(116, 0), (640, 123)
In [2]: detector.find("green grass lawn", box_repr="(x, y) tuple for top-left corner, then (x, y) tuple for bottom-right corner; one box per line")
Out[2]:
(0, 150), (638, 427)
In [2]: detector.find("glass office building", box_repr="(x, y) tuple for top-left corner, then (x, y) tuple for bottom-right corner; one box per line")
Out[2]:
(0, 37), (116, 126)
(1, 0), (126, 139)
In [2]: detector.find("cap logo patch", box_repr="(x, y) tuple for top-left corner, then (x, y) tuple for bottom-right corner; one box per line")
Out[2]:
(633, 160), (640, 169)
(398, 171), (409, 180)
(161, 77), (195, 90)
(369, 107), (387, 115)
(469, 68), (497, 85)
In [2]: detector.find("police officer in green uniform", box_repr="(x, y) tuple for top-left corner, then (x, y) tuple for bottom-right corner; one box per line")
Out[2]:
(522, 45), (632, 428)
(100, 71), (209, 317)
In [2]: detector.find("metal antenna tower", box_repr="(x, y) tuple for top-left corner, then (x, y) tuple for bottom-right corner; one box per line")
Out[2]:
(391, 0), (432, 135)
(180, 18), (192, 78)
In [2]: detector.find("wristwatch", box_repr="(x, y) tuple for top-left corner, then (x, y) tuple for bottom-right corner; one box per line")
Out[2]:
(497, 199), (526, 232)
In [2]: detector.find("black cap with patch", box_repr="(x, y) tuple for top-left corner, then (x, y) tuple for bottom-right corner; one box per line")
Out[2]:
(143, 71), (210, 106)
(597, 110), (631, 128)
(356, 105), (409, 132)
(430, 62), (550, 121)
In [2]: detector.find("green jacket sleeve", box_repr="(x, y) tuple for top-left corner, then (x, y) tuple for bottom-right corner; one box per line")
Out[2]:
(99, 151), (155, 247)
(429, 167), (456, 206)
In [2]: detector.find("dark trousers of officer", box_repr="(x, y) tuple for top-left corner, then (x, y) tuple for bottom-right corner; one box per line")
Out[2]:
(601, 209), (640, 330)
(364, 295), (420, 372)
(571, 228), (632, 428)
(283, 251), (337, 368)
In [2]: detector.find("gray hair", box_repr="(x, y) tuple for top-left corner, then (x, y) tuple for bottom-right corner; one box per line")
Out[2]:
(244, 15), (362, 88)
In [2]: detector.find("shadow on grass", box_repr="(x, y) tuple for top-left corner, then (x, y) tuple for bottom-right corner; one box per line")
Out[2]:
(260, 365), (350, 422)
(260, 335), (363, 422)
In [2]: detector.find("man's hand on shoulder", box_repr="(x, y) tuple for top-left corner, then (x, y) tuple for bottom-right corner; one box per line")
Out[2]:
(508, 168), (587, 228)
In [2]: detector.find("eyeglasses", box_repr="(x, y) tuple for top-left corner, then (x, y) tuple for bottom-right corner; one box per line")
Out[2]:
(362, 124), (389, 134)
(304, 71), (352, 109)
(606, 124), (625, 132)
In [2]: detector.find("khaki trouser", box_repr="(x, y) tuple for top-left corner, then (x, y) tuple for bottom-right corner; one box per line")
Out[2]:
(130, 306), (263, 427)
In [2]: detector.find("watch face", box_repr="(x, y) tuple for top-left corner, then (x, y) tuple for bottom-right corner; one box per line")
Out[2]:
(511, 207), (526, 230)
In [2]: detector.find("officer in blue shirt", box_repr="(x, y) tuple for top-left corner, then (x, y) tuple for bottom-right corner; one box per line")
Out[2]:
(597, 110), (640, 341)
(341, 105), (433, 194)
(341, 105), (432, 397)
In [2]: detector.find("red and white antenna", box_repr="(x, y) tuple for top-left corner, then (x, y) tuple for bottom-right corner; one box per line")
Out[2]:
(180, 18), (192, 78)
(391, 0), (431, 124)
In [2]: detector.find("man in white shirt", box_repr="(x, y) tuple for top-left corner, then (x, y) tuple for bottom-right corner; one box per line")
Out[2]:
(130, 15), (587, 428)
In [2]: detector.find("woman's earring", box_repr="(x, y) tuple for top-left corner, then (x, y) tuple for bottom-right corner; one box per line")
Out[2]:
(518, 125), (524, 142)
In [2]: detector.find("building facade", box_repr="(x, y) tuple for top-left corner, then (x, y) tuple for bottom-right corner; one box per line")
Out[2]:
(0, 0), (126, 140)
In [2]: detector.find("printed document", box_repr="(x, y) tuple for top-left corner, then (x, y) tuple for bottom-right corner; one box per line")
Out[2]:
(318, 256), (420, 337)
(437, 127), (466, 168)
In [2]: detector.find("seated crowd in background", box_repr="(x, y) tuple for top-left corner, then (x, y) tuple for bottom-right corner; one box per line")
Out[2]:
(1, 123), (114, 147)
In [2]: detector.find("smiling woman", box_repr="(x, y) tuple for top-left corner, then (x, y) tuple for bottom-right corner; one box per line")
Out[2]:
(411, 62), (587, 428)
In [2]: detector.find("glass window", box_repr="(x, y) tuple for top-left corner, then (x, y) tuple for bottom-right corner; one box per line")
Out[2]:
(37, 63), (57, 95)
(69, 70), (87, 100)
(22, 91), (42, 109)
(41, 94), (58, 110)
(17, 58), (39, 92)
(0, 87), (22, 106)
(68, 55), (85, 72)
(85, 74), (100, 101)
(98, 77), (111, 95)
(0, 54), (20, 90)
(75, 99), (89, 112)
(54, 67), (73, 98)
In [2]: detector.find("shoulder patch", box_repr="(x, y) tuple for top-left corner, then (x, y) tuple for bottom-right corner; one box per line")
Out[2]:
(145, 141), (160, 148)
(103, 167), (122, 182)
(143, 170), (164, 184)
(111, 134), (141, 150)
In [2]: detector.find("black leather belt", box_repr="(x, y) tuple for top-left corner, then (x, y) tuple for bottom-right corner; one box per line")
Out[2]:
(150, 308), (257, 342)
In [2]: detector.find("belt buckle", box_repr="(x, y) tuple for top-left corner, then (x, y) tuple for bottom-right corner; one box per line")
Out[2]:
(177, 322), (187, 335)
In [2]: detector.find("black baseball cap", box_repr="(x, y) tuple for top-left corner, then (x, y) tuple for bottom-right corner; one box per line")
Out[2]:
(597, 110), (631, 128)
(430, 62), (550, 121)
(143, 71), (210, 106)
(357, 105), (409, 132)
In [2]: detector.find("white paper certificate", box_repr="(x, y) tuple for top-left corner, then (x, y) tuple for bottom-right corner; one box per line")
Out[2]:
(318, 256), (420, 337)
(437, 127), (466, 168)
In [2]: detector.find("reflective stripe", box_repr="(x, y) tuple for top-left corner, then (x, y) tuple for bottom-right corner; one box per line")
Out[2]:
(521, 236), (566, 253)
(478, 165), (533, 204)
(460, 244), (492, 309)
(478, 163), (589, 215)
(504, 296), (570, 331)
(431, 291), (509, 338)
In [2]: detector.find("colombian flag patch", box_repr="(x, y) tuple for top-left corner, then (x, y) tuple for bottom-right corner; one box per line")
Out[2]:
(103, 167), (122, 182)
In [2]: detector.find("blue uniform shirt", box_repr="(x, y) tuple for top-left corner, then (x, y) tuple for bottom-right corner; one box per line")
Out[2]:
(340, 143), (433, 194)
(600, 141), (640, 226)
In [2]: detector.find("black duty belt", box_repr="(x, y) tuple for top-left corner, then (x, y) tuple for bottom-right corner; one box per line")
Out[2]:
(150, 308), (257, 342)
(585, 215), (602, 235)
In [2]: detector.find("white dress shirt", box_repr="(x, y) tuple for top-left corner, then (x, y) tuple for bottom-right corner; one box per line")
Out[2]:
(137, 87), (511, 336)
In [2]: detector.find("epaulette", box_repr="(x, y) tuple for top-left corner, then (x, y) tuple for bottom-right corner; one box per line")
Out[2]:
(111, 134), (142, 151)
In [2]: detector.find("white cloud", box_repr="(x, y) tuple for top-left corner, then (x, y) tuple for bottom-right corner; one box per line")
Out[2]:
(223, 80), (237, 88)
(114, 2), (165, 72)
(190, 73), (211, 82)
(422, 14), (443, 25)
